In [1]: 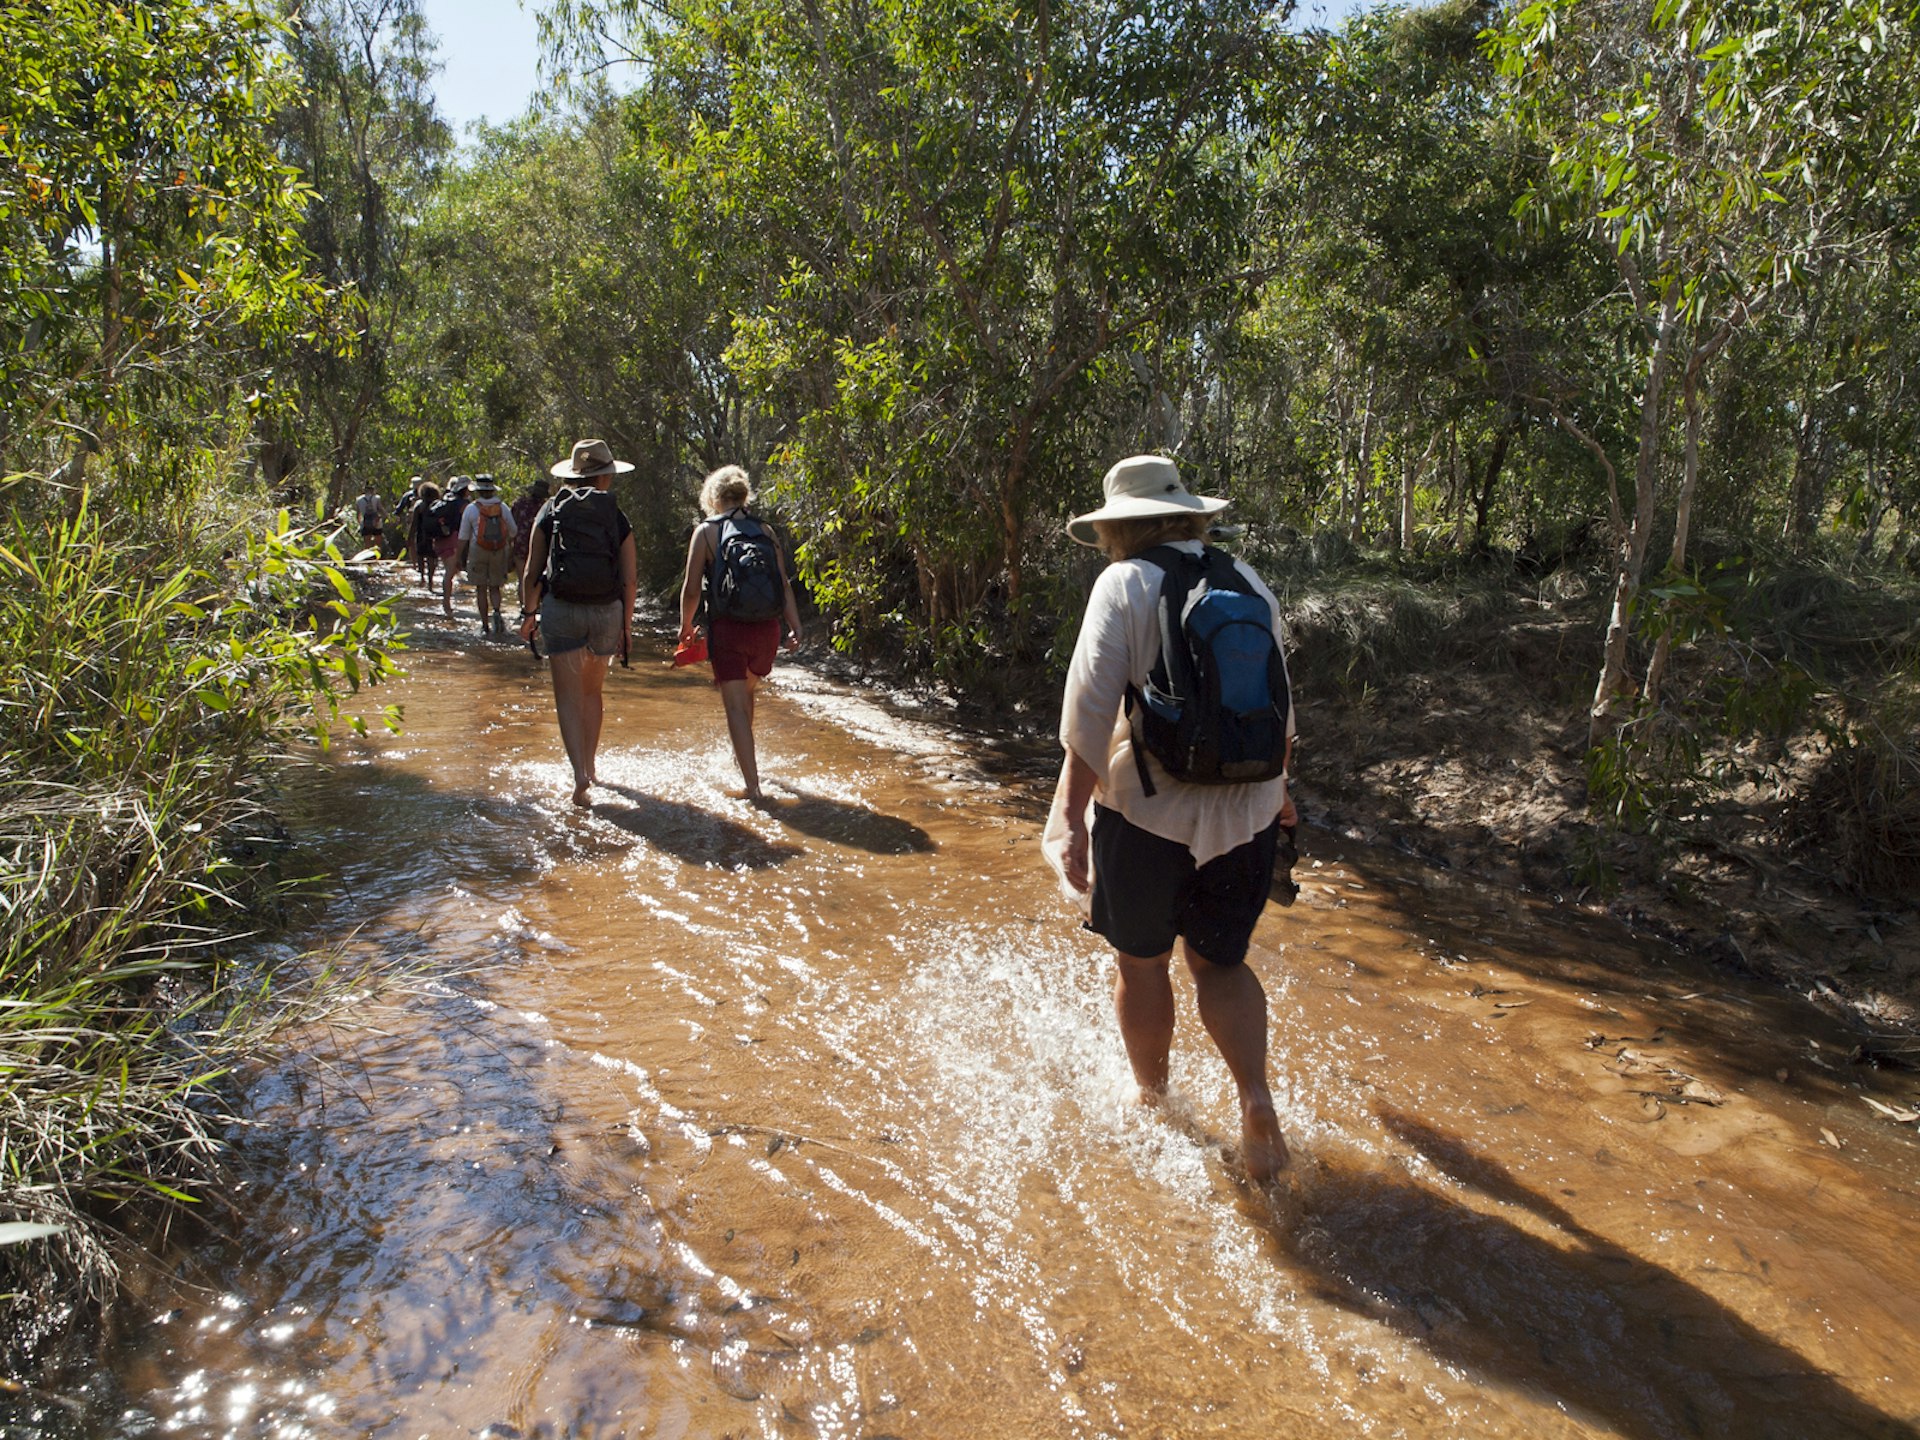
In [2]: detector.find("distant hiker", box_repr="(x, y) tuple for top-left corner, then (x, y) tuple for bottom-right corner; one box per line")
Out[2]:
(456, 473), (518, 638)
(432, 477), (471, 616)
(402, 476), (427, 579)
(518, 439), (638, 807)
(1042, 454), (1297, 1185)
(353, 486), (386, 556)
(410, 479), (444, 587)
(677, 466), (801, 803)
(510, 475), (550, 583)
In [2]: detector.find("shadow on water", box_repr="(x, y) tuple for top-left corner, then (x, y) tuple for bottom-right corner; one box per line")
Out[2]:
(1301, 830), (1890, 1100)
(172, 1003), (691, 1435)
(1264, 1109), (1920, 1440)
(596, 783), (802, 870)
(761, 786), (938, 855)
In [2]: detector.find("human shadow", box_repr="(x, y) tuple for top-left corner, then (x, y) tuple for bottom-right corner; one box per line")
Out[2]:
(596, 784), (802, 870)
(1264, 1109), (1920, 1440)
(759, 787), (937, 856)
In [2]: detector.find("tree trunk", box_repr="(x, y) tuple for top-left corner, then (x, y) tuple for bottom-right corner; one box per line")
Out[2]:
(1590, 285), (1680, 748)
(1782, 292), (1827, 550)
(1446, 424), (1466, 549)
(1472, 416), (1517, 552)
(1350, 366), (1378, 543)
(1644, 359), (1703, 708)
(1399, 423), (1433, 552)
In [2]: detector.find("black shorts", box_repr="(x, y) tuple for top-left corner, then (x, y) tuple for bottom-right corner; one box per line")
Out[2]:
(1088, 804), (1281, 967)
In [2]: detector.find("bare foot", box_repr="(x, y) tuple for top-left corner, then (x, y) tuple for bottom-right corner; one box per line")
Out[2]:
(1134, 1083), (1168, 1108)
(1241, 1099), (1289, 1185)
(571, 780), (592, 808)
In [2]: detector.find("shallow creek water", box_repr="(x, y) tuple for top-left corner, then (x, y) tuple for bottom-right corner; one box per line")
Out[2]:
(109, 581), (1920, 1439)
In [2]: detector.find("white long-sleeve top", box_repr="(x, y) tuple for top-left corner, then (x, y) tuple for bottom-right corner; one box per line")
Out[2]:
(1055, 539), (1293, 868)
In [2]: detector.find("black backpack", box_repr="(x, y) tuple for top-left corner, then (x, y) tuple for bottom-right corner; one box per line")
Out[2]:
(1126, 545), (1291, 796)
(426, 495), (463, 544)
(705, 510), (785, 622)
(544, 485), (622, 603)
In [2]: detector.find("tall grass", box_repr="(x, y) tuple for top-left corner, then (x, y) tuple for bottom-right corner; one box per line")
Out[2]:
(0, 482), (400, 1373)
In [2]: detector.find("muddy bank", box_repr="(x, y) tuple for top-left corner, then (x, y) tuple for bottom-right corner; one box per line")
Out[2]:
(1289, 604), (1920, 1043)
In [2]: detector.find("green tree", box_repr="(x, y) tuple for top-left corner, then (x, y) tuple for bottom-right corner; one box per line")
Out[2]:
(1238, 0), (1613, 554)
(1490, 0), (1920, 745)
(625, 0), (1282, 667)
(0, 0), (321, 484)
(272, 0), (451, 504)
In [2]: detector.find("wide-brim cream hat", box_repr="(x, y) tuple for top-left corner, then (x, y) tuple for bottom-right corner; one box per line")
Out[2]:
(1067, 454), (1227, 547)
(550, 437), (635, 479)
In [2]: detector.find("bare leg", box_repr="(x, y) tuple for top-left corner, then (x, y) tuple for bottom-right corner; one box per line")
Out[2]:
(550, 647), (611, 805)
(1112, 950), (1176, 1100)
(718, 675), (761, 800)
(441, 566), (455, 616)
(1185, 943), (1288, 1182)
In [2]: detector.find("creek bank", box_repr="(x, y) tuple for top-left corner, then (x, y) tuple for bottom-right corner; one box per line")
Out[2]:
(804, 579), (1920, 1046)
(1287, 598), (1920, 1045)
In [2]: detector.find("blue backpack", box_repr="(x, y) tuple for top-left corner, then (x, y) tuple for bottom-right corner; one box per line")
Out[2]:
(1126, 545), (1291, 796)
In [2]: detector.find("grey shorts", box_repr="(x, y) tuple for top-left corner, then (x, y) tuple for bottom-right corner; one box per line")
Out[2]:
(540, 595), (622, 657)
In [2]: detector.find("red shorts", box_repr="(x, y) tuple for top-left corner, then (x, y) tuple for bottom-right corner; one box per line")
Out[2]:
(709, 614), (780, 684)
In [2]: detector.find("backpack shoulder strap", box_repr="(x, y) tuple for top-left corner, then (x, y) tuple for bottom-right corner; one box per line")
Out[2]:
(1199, 544), (1253, 593)
(1123, 545), (1205, 800)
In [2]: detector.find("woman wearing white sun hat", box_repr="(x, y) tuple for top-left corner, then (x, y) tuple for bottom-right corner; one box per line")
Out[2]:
(1044, 453), (1297, 1184)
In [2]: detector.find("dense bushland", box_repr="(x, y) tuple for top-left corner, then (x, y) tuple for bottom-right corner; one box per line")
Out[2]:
(0, 468), (401, 1379)
(0, 0), (404, 1389)
(5, 0), (1920, 1394)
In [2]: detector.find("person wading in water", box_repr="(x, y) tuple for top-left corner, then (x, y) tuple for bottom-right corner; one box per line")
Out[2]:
(677, 465), (802, 803)
(517, 439), (638, 807)
(1044, 454), (1298, 1184)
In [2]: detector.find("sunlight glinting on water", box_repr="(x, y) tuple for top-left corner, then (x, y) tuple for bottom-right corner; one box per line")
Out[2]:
(107, 606), (1920, 1439)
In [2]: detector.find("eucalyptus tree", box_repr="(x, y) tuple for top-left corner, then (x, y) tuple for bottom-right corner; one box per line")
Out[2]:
(1490, 0), (1920, 745)
(274, 0), (450, 504)
(541, 0), (1281, 668)
(1242, 0), (1607, 552)
(0, 0), (321, 491)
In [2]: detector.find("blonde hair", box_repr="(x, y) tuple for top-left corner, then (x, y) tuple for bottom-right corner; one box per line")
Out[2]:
(700, 465), (753, 517)
(1091, 510), (1209, 562)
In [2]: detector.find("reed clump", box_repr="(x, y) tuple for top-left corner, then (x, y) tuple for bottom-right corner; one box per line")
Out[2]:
(0, 481), (400, 1378)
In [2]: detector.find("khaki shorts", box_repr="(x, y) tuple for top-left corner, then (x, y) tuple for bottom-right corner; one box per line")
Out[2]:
(465, 543), (513, 589)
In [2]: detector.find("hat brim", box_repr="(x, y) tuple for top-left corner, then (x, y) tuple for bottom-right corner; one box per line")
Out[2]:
(1067, 492), (1228, 547)
(549, 458), (636, 478)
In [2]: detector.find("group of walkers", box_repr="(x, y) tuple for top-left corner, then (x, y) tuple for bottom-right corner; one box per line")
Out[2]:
(354, 471), (554, 634)
(355, 441), (801, 815)
(360, 443), (1301, 1188)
